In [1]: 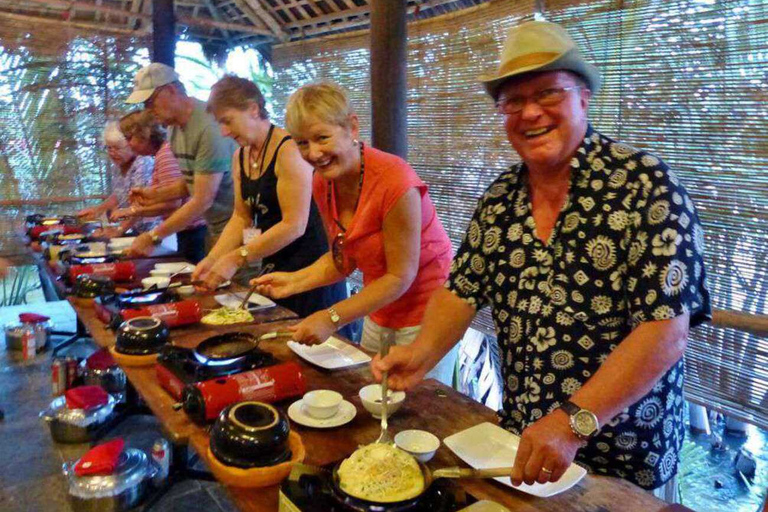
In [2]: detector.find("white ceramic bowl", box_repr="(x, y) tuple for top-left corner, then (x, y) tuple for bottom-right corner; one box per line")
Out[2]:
(176, 285), (195, 297)
(302, 390), (343, 419)
(141, 276), (170, 290)
(359, 384), (406, 419)
(395, 429), (440, 462)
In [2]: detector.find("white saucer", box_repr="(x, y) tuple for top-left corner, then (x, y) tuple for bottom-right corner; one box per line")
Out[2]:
(287, 399), (356, 429)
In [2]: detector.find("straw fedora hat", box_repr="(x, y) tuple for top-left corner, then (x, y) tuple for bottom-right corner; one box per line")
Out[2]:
(479, 21), (601, 100)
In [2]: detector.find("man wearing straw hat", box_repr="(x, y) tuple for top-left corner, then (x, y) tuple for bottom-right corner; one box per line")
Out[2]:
(123, 63), (235, 258)
(374, 20), (710, 501)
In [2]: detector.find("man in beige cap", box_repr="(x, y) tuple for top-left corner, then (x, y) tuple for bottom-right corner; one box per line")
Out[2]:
(124, 62), (235, 259)
(373, 20), (710, 502)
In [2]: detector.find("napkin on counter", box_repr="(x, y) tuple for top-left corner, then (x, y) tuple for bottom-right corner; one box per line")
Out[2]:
(74, 438), (125, 476)
(19, 313), (50, 323)
(86, 348), (117, 371)
(65, 385), (109, 410)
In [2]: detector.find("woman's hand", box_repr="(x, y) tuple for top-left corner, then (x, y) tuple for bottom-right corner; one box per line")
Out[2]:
(191, 256), (215, 283)
(129, 187), (153, 206)
(109, 207), (133, 222)
(77, 206), (100, 221)
(251, 272), (300, 299)
(92, 226), (123, 239)
(200, 251), (241, 291)
(288, 310), (336, 345)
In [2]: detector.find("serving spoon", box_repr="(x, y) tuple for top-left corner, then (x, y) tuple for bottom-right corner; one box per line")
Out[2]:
(375, 331), (396, 445)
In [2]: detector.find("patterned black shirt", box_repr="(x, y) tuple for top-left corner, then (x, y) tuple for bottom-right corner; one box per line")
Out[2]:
(446, 126), (711, 489)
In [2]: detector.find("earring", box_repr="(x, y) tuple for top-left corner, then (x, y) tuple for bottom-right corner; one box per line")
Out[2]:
(353, 139), (359, 146)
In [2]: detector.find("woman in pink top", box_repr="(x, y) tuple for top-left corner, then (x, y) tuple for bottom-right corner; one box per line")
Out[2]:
(254, 81), (457, 384)
(114, 110), (208, 263)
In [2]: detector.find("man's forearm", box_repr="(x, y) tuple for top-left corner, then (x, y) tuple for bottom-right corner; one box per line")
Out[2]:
(408, 287), (476, 367)
(569, 315), (689, 427)
(152, 196), (210, 238)
(135, 199), (182, 218)
(147, 180), (189, 203)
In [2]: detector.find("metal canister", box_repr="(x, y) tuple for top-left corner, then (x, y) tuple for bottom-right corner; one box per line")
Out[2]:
(150, 438), (171, 485)
(65, 357), (78, 389)
(52, 359), (66, 396)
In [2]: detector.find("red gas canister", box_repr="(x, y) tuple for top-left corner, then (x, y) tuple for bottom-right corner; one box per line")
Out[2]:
(68, 262), (136, 283)
(119, 300), (202, 328)
(181, 362), (306, 424)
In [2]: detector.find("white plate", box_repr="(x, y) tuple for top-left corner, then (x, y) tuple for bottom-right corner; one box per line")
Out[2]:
(108, 237), (135, 248)
(287, 337), (371, 370)
(287, 399), (356, 428)
(214, 291), (275, 310)
(443, 422), (586, 498)
(153, 262), (194, 274)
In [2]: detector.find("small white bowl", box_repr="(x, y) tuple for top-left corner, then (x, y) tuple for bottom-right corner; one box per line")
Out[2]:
(176, 285), (195, 297)
(141, 276), (170, 290)
(395, 429), (440, 462)
(302, 390), (343, 419)
(359, 384), (406, 419)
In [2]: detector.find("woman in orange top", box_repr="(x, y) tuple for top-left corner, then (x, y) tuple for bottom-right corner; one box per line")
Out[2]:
(254, 81), (457, 384)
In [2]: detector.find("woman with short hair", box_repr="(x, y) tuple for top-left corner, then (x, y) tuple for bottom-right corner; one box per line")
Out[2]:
(115, 110), (208, 263)
(192, 75), (347, 319)
(253, 81), (457, 384)
(77, 121), (153, 237)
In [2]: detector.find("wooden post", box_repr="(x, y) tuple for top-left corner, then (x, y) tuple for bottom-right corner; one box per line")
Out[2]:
(369, 0), (407, 159)
(153, 0), (176, 67)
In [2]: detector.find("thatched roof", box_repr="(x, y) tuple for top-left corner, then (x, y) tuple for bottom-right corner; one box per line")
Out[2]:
(0, 0), (492, 49)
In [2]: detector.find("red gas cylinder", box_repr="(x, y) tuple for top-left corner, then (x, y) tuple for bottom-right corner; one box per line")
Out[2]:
(68, 262), (136, 283)
(181, 362), (306, 424)
(119, 300), (202, 328)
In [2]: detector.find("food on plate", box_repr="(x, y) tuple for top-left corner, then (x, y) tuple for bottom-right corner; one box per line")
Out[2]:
(337, 443), (424, 503)
(201, 307), (253, 326)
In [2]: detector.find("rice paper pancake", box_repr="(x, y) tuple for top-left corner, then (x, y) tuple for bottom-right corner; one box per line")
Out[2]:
(337, 443), (425, 503)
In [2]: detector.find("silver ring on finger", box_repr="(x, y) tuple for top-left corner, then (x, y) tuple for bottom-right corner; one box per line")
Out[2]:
(540, 467), (553, 481)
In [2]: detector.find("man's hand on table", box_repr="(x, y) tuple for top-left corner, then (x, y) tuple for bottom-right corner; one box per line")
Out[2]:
(371, 345), (432, 391)
(287, 310), (336, 345)
(125, 232), (154, 258)
(510, 409), (584, 486)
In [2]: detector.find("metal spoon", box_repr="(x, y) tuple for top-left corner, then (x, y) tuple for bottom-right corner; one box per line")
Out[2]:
(375, 331), (395, 445)
(423, 466), (514, 486)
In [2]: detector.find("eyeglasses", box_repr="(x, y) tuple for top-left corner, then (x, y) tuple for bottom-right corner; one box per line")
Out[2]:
(331, 231), (356, 276)
(496, 86), (583, 115)
(144, 85), (166, 109)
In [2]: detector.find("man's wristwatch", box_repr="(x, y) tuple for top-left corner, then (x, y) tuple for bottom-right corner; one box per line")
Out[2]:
(238, 246), (249, 266)
(560, 400), (599, 441)
(327, 307), (341, 328)
(149, 230), (162, 245)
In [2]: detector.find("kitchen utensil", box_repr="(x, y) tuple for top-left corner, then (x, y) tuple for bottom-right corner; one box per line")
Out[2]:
(40, 394), (116, 444)
(375, 331), (395, 445)
(114, 317), (170, 355)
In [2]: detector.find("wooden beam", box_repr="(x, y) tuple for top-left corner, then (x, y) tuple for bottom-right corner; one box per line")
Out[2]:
(153, 0), (175, 66)
(0, 10), (145, 35)
(201, 0), (233, 43)
(237, 0), (288, 40)
(370, 0), (407, 158)
(5, 0), (152, 21)
(178, 15), (274, 36)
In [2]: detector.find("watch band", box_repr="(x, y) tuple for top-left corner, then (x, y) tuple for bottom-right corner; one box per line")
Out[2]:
(560, 400), (580, 416)
(327, 307), (341, 327)
(238, 246), (249, 265)
(149, 231), (162, 245)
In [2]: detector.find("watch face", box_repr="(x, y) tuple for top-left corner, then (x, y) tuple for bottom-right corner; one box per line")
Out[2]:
(574, 410), (598, 436)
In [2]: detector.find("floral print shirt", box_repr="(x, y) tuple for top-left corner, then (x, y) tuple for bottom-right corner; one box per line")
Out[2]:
(446, 126), (711, 489)
(111, 155), (154, 208)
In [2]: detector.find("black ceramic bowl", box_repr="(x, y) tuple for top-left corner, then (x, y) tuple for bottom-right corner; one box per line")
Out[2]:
(115, 317), (170, 355)
(74, 274), (115, 299)
(209, 402), (291, 469)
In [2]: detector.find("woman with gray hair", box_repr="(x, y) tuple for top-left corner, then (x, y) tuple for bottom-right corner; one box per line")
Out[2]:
(77, 121), (153, 237)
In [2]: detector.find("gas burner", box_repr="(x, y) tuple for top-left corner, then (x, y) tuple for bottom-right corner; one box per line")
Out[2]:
(279, 464), (470, 511)
(155, 344), (277, 400)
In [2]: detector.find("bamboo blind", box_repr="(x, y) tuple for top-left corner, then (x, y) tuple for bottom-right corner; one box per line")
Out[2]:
(272, 0), (768, 428)
(0, 16), (149, 249)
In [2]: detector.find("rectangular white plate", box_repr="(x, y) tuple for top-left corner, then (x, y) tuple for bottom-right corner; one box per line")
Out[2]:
(287, 337), (371, 370)
(443, 422), (587, 498)
(214, 291), (276, 310)
(153, 262), (194, 274)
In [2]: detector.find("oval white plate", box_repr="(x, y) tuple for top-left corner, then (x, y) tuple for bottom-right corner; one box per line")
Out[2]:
(287, 399), (356, 429)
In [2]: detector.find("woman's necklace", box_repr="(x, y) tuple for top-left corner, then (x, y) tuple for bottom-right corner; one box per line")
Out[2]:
(249, 124), (274, 178)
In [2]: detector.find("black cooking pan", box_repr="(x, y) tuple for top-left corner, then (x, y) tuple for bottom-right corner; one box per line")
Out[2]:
(330, 458), (512, 511)
(193, 332), (261, 364)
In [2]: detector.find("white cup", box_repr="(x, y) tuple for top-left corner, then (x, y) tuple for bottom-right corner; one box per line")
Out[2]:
(302, 390), (342, 419)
